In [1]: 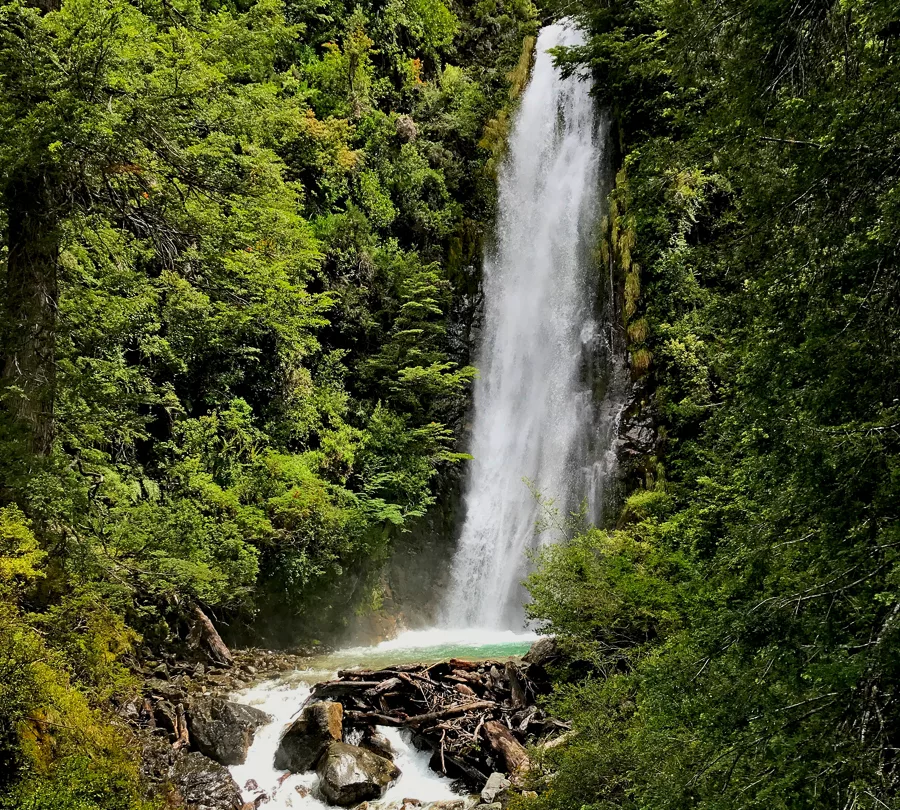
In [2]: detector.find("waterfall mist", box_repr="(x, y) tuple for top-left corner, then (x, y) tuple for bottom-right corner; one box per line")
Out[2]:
(442, 21), (624, 630)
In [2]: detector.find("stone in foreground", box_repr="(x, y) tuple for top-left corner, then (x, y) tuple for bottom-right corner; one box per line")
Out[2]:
(481, 773), (511, 804)
(361, 728), (395, 761)
(275, 700), (343, 772)
(317, 741), (401, 806)
(171, 751), (244, 810)
(188, 697), (271, 766)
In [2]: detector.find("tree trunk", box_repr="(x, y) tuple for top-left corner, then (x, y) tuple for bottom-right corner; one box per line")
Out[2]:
(1, 176), (59, 455)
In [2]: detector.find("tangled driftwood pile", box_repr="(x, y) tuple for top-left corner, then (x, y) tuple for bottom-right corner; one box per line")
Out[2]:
(302, 647), (567, 790)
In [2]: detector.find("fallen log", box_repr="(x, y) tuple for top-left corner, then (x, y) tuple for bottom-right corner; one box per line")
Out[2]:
(344, 700), (497, 730)
(344, 710), (408, 727)
(482, 720), (530, 773)
(364, 678), (403, 696)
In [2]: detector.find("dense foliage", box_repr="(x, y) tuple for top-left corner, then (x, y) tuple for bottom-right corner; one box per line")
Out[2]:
(525, 1), (900, 809)
(0, 0), (536, 804)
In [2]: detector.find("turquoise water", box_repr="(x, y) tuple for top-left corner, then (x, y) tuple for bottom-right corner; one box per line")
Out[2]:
(301, 628), (539, 681)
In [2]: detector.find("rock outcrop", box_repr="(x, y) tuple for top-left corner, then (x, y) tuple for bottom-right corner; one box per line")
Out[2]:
(316, 741), (401, 806)
(187, 696), (271, 766)
(274, 700), (344, 772)
(481, 772), (511, 805)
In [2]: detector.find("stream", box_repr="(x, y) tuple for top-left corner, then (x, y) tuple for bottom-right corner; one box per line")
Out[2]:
(228, 629), (537, 809)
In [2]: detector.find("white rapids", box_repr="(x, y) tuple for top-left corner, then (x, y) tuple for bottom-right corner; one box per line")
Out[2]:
(230, 677), (458, 809)
(443, 20), (613, 629)
(227, 629), (539, 807)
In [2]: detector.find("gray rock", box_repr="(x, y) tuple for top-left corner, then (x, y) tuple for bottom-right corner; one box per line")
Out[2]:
(522, 637), (559, 667)
(144, 677), (187, 702)
(275, 701), (343, 772)
(170, 751), (243, 810)
(395, 115), (418, 142)
(481, 803), (503, 810)
(317, 742), (401, 806)
(153, 699), (180, 738)
(463, 794), (482, 810)
(481, 773), (511, 804)
(187, 697), (271, 766)
(361, 728), (395, 761)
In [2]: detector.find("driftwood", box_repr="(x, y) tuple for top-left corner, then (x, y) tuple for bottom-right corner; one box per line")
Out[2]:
(407, 700), (497, 727)
(540, 729), (577, 750)
(304, 655), (558, 789)
(482, 720), (530, 773)
(187, 605), (233, 667)
(172, 703), (190, 751)
(505, 661), (527, 709)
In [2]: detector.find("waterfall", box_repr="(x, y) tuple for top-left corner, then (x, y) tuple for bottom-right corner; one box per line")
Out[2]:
(442, 21), (624, 630)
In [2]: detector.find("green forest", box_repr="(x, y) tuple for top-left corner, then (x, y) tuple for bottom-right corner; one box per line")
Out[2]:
(525, 0), (900, 808)
(0, 0), (898, 808)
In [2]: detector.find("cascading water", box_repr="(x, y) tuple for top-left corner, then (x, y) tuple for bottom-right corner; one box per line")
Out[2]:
(442, 21), (625, 630)
(224, 21), (627, 805)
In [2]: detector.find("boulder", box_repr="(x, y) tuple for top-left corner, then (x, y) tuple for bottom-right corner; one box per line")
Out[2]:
(316, 742), (401, 806)
(481, 773), (511, 804)
(187, 697), (271, 766)
(522, 637), (559, 667)
(275, 700), (343, 772)
(361, 728), (395, 761)
(171, 751), (244, 810)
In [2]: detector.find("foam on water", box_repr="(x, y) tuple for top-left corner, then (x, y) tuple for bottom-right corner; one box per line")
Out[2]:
(351, 628), (538, 654)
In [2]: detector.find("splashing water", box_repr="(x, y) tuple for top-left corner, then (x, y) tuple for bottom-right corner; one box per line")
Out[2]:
(230, 675), (459, 809)
(228, 630), (539, 807)
(443, 21), (618, 630)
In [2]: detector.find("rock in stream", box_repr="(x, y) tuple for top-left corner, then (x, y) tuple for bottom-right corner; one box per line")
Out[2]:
(187, 696), (271, 766)
(316, 741), (401, 806)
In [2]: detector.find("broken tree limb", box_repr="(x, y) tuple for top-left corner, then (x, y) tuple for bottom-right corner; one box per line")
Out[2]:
(364, 678), (403, 696)
(540, 729), (577, 750)
(313, 680), (385, 701)
(343, 710), (408, 727)
(172, 703), (190, 751)
(187, 605), (233, 667)
(505, 661), (527, 708)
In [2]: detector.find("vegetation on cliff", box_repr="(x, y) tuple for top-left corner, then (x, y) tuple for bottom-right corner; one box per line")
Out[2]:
(525, 1), (900, 808)
(0, 0), (536, 805)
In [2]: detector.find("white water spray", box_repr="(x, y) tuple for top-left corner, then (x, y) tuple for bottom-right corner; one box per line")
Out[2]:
(443, 21), (620, 629)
